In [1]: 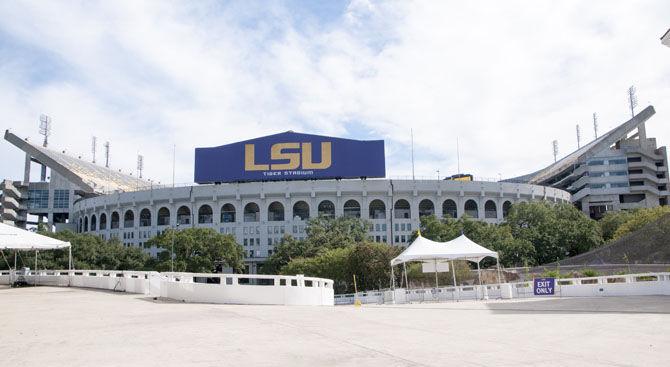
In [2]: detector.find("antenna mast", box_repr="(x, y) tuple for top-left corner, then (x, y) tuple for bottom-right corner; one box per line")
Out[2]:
(91, 136), (97, 163)
(104, 141), (110, 168)
(593, 113), (598, 139)
(576, 124), (581, 148)
(456, 137), (461, 174)
(552, 140), (559, 163)
(410, 129), (415, 181)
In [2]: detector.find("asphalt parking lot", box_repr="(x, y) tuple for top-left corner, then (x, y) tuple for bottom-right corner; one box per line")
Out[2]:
(1, 286), (668, 366)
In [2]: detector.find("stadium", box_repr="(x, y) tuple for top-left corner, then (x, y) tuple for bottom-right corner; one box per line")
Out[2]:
(1, 106), (666, 273)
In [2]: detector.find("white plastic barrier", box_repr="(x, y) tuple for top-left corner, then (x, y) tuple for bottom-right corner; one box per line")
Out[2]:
(511, 272), (670, 298)
(161, 272), (334, 306)
(333, 272), (670, 305)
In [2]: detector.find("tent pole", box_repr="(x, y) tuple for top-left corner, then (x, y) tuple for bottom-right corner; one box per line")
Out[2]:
(68, 247), (72, 270)
(496, 258), (502, 285)
(451, 260), (457, 302)
(434, 259), (438, 288)
(35, 250), (38, 287)
(14, 251), (17, 286)
(390, 265), (395, 304)
(403, 262), (409, 290)
(477, 260), (482, 300)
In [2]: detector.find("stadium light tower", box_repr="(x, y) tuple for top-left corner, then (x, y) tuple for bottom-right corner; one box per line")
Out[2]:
(137, 154), (144, 179)
(552, 140), (559, 163)
(662, 28), (670, 47)
(104, 141), (110, 168)
(593, 113), (598, 139)
(576, 124), (581, 149)
(38, 114), (52, 181)
(91, 136), (97, 164)
(628, 85), (638, 118)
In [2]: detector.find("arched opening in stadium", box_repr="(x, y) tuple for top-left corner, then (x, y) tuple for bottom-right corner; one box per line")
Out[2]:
(268, 202), (285, 222)
(99, 213), (107, 230)
(292, 201), (309, 221)
(369, 199), (386, 219)
(140, 208), (151, 227)
(442, 199), (457, 218)
(84, 216), (88, 232)
(394, 199), (411, 219)
(485, 200), (497, 218)
(111, 212), (120, 229)
(464, 200), (478, 218)
(220, 203), (236, 223)
(244, 203), (260, 222)
(124, 210), (134, 228)
(343, 199), (361, 218)
(90, 214), (97, 231)
(418, 199), (435, 217)
(157, 207), (170, 226)
(177, 206), (191, 225)
(198, 205), (213, 224)
(502, 201), (512, 218)
(318, 200), (335, 218)
(78, 218), (82, 232)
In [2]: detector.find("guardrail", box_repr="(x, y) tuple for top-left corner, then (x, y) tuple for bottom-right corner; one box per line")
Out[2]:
(0, 270), (334, 306)
(334, 272), (670, 305)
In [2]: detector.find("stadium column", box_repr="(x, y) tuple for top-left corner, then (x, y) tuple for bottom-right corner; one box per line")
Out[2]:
(23, 153), (31, 184)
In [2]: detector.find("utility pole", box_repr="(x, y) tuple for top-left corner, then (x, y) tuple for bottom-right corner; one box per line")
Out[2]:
(593, 113), (598, 139)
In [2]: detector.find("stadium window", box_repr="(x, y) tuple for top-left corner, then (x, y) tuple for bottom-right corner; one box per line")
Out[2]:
(608, 158), (626, 165)
(343, 199), (361, 218)
(611, 182), (629, 188)
(394, 199), (411, 219)
(27, 189), (49, 209)
(588, 160), (605, 166)
(53, 190), (69, 209)
(368, 199), (386, 219)
(627, 156), (642, 163)
(589, 171), (605, 177)
(198, 205), (213, 224)
(292, 201), (310, 221)
(609, 171), (627, 176)
(220, 203), (236, 223)
(418, 199), (435, 217)
(589, 183), (605, 189)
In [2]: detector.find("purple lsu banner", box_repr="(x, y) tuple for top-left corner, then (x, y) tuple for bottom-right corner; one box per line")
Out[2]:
(194, 132), (386, 183)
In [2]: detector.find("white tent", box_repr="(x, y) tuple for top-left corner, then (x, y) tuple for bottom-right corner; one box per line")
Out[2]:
(0, 223), (72, 280)
(390, 233), (501, 298)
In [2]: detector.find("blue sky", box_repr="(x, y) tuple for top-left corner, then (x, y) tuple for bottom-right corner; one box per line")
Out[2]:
(0, 1), (669, 185)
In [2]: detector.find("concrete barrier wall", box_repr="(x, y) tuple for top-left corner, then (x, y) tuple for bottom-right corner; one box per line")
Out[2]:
(0, 270), (334, 306)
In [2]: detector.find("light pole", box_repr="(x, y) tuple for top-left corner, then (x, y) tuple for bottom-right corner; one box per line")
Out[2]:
(171, 222), (180, 272)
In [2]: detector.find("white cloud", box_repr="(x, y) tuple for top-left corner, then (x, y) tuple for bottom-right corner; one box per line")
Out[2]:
(0, 0), (668, 185)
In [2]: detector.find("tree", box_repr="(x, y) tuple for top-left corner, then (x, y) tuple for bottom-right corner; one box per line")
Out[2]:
(304, 216), (368, 250)
(611, 206), (670, 241)
(600, 211), (634, 242)
(262, 216), (370, 274)
(281, 242), (401, 293)
(0, 230), (151, 271)
(504, 201), (603, 265)
(416, 215), (535, 267)
(146, 228), (244, 273)
(260, 235), (316, 274)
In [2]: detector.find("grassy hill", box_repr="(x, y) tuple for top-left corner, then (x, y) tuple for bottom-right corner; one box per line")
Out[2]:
(557, 213), (670, 266)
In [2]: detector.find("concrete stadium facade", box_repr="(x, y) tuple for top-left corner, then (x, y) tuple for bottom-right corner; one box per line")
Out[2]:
(71, 179), (570, 272)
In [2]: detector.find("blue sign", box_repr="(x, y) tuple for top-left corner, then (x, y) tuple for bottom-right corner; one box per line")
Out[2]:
(194, 131), (385, 183)
(533, 278), (555, 295)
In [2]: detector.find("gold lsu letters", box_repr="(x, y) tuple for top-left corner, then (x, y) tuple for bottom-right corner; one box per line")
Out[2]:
(244, 142), (332, 171)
